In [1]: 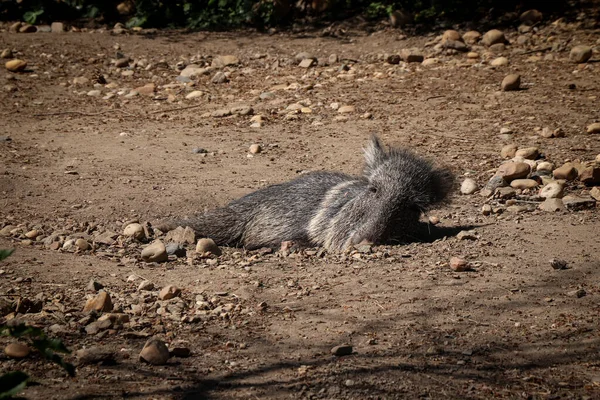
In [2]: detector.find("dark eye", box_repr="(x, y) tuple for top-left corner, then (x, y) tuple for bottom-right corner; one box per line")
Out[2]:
(369, 186), (377, 194)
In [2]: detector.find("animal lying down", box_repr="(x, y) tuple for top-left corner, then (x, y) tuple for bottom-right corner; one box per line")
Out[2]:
(170, 136), (453, 251)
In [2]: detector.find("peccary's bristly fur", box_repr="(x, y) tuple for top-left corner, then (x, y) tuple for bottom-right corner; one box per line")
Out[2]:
(174, 136), (453, 251)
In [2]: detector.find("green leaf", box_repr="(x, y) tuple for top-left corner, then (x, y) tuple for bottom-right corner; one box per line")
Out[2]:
(0, 249), (14, 261)
(0, 371), (29, 399)
(23, 9), (44, 25)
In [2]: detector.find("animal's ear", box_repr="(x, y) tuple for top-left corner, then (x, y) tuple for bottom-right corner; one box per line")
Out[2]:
(363, 135), (387, 175)
(429, 167), (454, 204)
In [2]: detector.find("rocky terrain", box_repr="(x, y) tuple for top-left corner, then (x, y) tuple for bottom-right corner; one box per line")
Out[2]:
(1, 9), (600, 399)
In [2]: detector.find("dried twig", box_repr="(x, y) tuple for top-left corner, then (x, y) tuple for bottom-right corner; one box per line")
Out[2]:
(33, 109), (138, 117)
(149, 104), (206, 114)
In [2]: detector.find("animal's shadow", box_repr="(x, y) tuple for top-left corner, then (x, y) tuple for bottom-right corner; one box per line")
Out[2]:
(386, 223), (480, 245)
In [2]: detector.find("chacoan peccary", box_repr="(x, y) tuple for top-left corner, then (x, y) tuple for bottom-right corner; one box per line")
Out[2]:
(171, 136), (453, 251)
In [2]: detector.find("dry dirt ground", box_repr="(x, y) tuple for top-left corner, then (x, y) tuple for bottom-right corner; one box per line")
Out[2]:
(1, 14), (600, 400)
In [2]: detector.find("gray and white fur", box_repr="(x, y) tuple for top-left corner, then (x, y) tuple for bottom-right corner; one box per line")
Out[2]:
(172, 136), (453, 251)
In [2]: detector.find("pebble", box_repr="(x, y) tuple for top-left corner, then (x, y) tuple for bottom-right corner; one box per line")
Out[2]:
(400, 49), (424, 63)
(83, 291), (113, 313)
(539, 198), (565, 212)
(491, 57), (509, 66)
(443, 40), (468, 52)
(579, 167), (600, 185)
(180, 66), (208, 78)
(158, 285), (181, 300)
(138, 280), (154, 291)
(510, 179), (538, 190)
(462, 31), (481, 44)
(553, 164), (578, 181)
(482, 29), (506, 46)
(169, 343), (191, 357)
(298, 58), (315, 68)
(166, 242), (186, 257)
(75, 238), (90, 251)
(520, 9), (543, 25)
(567, 289), (586, 298)
(496, 162), (530, 182)
(422, 58), (439, 66)
(467, 52), (479, 59)
(328, 54), (338, 64)
(460, 178), (478, 195)
(515, 147), (539, 160)
(76, 346), (116, 365)
(562, 195), (596, 210)
(550, 258), (568, 270)
(249, 144), (262, 154)
(506, 205), (529, 213)
(196, 238), (222, 255)
(51, 22), (64, 33)
(501, 144), (518, 158)
(449, 257), (468, 272)
(1, 49), (13, 58)
(185, 90), (203, 99)
(123, 223), (145, 240)
(212, 55), (239, 68)
(489, 43), (506, 53)
(141, 240), (168, 262)
(428, 215), (440, 225)
(19, 24), (36, 33)
(5, 343), (30, 359)
(537, 162), (554, 172)
(139, 338), (170, 365)
(5, 59), (27, 72)
(590, 187), (600, 201)
(442, 30), (462, 42)
(73, 76), (90, 86)
(135, 83), (155, 96)
(586, 123), (600, 134)
(87, 279), (104, 292)
(569, 45), (592, 63)
(539, 182), (564, 199)
(24, 229), (39, 239)
(481, 204), (492, 215)
(456, 230), (477, 240)
(331, 344), (353, 356)
(338, 105), (355, 113)
(165, 226), (195, 245)
(87, 90), (101, 97)
(501, 74), (521, 91)
(211, 71), (228, 84)
(114, 57), (130, 68)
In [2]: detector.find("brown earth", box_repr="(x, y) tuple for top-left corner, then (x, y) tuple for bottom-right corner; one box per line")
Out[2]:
(1, 16), (600, 400)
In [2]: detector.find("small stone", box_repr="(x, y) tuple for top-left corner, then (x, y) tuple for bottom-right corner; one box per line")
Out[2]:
(140, 338), (170, 365)
(165, 242), (186, 257)
(196, 238), (222, 256)
(481, 204), (492, 215)
(520, 9), (543, 25)
(506, 205), (529, 213)
(539, 182), (564, 199)
(456, 230), (477, 240)
(185, 90), (203, 99)
(496, 162), (530, 182)
(5, 59), (27, 72)
(75, 238), (89, 251)
(510, 179), (538, 190)
(180, 66), (208, 78)
(83, 291), (113, 313)
(87, 90), (101, 97)
(586, 123), (600, 134)
(331, 344), (353, 356)
(138, 280), (154, 291)
(141, 240), (168, 262)
(501, 144), (518, 158)
(400, 49), (424, 63)
(114, 57), (130, 68)
(562, 195), (596, 210)
(211, 71), (228, 84)
(24, 229), (39, 239)
(165, 226), (195, 245)
(443, 40), (469, 51)
(550, 258), (568, 270)
(491, 57), (509, 66)
(87, 279), (104, 292)
(467, 52), (479, 59)
(460, 178), (478, 195)
(500, 127), (513, 135)
(76, 346), (116, 365)
(5, 343), (30, 359)
(19, 24), (36, 33)
(579, 167), (600, 185)
(249, 144), (262, 154)
(567, 289), (586, 298)
(212, 55), (239, 68)
(422, 58), (439, 66)
(569, 45), (592, 64)
(539, 198), (565, 212)
(124, 223), (145, 240)
(590, 187), (600, 201)
(51, 22), (65, 33)
(338, 105), (355, 113)
(462, 31), (481, 44)
(328, 54), (338, 64)
(501, 74), (521, 91)
(553, 164), (578, 181)
(386, 54), (401, 64)
(73, 76), (90, 86)
(1, 49), (12, 58)
(449, 257), (468, 272)
(135, 83), (155, 96)
(169, 344), (191, 358)
(158, 285), (181, 300)
(298, 58), (315, 68)
(515, 147), (539, 160)
(495, 187), (516, 199)
(482, 29), (506, 46)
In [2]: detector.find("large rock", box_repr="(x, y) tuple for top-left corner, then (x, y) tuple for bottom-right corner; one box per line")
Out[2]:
(501, 74), (521, 91)
(569, 45), (592, 64)
(141, 240), (168, 262)
(139, 338), (170, 365)
(553, 164), (578, 181)
(586, 123), (600, 134)
(83, 291), (113, 313)
(496, 162), (530, 182)
(579, 166), (600, 185)
(5, 59), (27, 72)
(482, 29), (506, 46)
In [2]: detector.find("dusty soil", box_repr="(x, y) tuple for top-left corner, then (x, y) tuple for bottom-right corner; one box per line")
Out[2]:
(1, 15), (600, 400)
